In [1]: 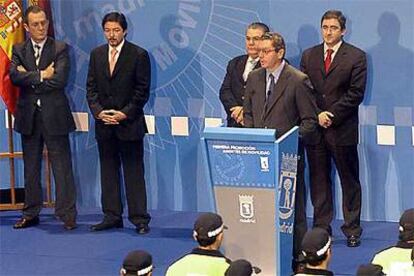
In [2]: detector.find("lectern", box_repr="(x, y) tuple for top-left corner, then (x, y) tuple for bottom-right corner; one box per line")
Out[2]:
(202, 126), (299, 275)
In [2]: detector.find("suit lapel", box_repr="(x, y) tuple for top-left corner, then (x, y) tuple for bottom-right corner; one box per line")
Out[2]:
(101, 44), (110, 79)
(256, 69), (266, 121)
(38, 38), (53, 69)
(253, 60), (261, 70)
(326, 43), (346, 77)
(264, 64), (289, 118)
(24, 40), (37, 70)
(237, 55), (248, 83)
(316, 44), (326, 76)
(111, 42), (128, 78)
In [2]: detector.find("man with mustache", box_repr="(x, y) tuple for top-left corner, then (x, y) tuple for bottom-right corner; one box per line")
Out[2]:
(86, 12), (151, 235)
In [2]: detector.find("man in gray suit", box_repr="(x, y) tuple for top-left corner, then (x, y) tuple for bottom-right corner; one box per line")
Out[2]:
(9, 5), (77, 230)
(243, 32), (319, 273)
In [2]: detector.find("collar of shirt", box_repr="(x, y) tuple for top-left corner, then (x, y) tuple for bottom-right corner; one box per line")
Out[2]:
(108, 39), (125, 61)
(299, 267), (334, 276)
(324, 40), (342, 61)
(247, 56), (259, 65)
(191, 248), (227, 259)
(31, 38), (47, 53)
(266, 59), (285, 85)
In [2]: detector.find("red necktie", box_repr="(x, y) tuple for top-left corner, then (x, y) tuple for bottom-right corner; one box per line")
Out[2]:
(325, 49), (334, 73)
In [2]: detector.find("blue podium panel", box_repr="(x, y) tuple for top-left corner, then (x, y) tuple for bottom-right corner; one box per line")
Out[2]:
(202, 126), (299, 276)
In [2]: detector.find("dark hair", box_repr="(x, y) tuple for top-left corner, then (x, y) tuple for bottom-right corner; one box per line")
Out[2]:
(196, 235), (218, 247)
(123, 272), (150, 276)
(102, 12), (127, 31)
(247, 22), (270, 33)
(321, 10), (346, 30)
(23, 5), (47, 24)
(304, 249), (330, 267)
(261, 32), (286, 58)
(399, 226), (414, 242)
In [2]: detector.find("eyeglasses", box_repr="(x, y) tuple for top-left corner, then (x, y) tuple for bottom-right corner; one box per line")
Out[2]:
(258, 48), (275, 55)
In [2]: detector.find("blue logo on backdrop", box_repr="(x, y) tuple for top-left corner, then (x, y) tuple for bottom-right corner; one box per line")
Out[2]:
(141, 0), (212, 89)
(60, 0), (212, 90)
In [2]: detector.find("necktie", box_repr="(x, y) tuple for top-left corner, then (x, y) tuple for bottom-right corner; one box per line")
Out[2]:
(34, 44), (41, 66)
(264, 74), (275, 113)
(324, 49), (334, 73)
(109, 48), (118, 75)
(266, 74), (275, 100)
(243, 59), (256, 81)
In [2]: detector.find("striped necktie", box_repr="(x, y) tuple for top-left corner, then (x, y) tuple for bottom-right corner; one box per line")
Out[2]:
(34, 44), (41, 66)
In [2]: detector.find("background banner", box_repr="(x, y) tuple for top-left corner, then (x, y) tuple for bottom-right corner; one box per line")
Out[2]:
(0, 0), (412, 221)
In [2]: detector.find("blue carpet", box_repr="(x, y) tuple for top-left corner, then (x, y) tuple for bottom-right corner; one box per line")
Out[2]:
(0, 209), (399, 276)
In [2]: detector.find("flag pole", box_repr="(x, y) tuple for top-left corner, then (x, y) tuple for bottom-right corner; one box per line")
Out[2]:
(7, 110), (16, 205)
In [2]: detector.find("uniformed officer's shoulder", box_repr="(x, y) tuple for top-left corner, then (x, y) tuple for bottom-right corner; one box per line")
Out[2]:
(372, 245), (398, 260)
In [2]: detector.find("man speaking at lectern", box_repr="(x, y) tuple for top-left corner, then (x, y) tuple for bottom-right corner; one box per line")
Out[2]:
(243, 32), (319, 272)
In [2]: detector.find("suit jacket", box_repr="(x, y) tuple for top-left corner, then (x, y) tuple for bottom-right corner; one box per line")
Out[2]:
(219, 54), (260, 127)
(9, 37), (75, 135)
(243, 63), (320, 145)
(300, 42), (367, 145)
(86, 40), (151, 141)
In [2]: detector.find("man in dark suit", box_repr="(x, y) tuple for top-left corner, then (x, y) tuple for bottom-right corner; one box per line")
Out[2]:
(300, 10), (367, 247)
(219, 22), (269, 127)
(86, 12), (151, 234)
(243, 32), (319, 272)
(9, 6), (77, 230)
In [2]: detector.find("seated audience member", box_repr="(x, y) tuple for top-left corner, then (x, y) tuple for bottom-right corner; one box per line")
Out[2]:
(372, 208), (414, 274)
(166, 212), (230, 275)
(225, 259), (261, 276)
(295, 228), (334, 276)
(356, 264), (385, 276)
(120, 250), (153, 276)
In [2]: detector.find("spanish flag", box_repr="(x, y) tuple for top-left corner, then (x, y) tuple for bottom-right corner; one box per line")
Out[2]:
(0, 0), (24, 115)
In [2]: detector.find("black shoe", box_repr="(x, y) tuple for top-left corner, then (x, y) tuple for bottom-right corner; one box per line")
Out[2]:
(90, 220), (123, 231)
(63, 220), (77, 230)
(136, 223), (150, 235)
(347, 235), (361, 247)
(13, 217), (40, 229)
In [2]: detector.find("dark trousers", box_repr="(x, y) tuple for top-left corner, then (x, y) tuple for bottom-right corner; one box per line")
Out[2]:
(293, 143), (307, 259)
(306, 139), (362, 237)
(21, 109), (77, 222)
(97, 137), (150, 225)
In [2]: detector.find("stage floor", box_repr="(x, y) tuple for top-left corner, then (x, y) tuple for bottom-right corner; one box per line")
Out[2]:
(0, 208), (398, 275)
